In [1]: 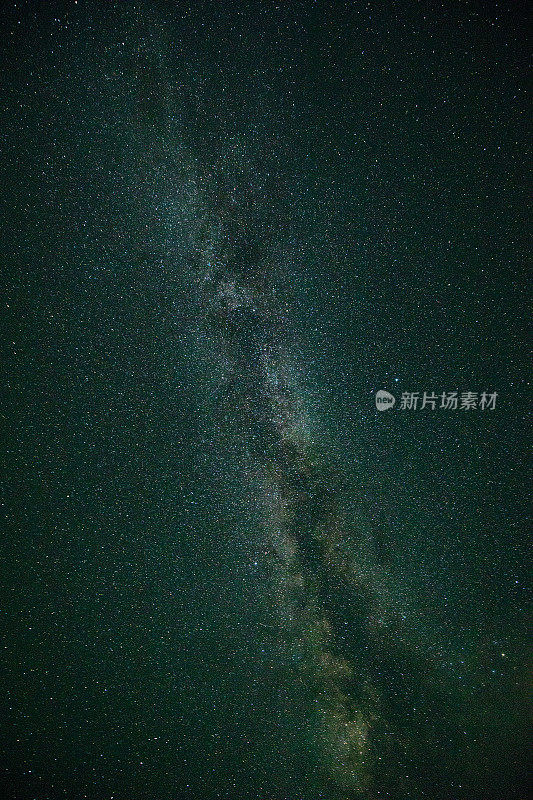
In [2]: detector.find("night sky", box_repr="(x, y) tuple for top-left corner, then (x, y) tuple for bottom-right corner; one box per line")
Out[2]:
(1, 2), (530, 799)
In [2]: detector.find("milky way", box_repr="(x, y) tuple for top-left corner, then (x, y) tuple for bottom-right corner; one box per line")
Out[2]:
(1, 3), (529, 799)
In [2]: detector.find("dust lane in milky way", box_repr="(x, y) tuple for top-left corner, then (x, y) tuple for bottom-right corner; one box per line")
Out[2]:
(195, 164), (378, 792)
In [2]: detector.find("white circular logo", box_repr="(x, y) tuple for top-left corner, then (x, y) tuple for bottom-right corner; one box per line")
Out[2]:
(375, 390), (396, 411)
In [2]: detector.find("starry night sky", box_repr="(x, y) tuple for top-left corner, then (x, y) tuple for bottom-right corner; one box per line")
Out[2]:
(1, 2), (530, 799)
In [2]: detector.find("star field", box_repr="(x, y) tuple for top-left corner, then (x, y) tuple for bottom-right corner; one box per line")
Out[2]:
(1, 2), (530, 799)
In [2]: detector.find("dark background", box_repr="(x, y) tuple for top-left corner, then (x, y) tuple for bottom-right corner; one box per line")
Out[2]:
(1, 1), (530, 798)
